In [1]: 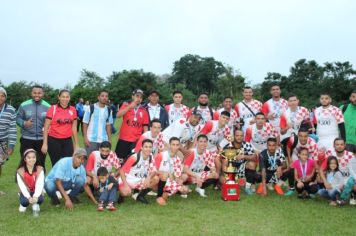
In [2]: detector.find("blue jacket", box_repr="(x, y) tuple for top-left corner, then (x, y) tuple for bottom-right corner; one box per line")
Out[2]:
(143, 103), (169, 130)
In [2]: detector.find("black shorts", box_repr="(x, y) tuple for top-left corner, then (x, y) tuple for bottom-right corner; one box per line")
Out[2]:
(115, 139), (136, 163)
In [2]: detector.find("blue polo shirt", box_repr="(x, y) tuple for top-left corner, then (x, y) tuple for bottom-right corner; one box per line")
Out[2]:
(45, 157), (86, 183)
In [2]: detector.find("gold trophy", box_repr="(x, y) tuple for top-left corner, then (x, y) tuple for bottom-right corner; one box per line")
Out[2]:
(220, 141), (243, 183)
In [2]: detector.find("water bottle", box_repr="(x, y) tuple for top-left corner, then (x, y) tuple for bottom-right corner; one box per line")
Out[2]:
(32, 204), (40, 217)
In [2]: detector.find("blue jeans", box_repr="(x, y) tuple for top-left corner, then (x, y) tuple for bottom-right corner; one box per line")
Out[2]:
(20, 192), (44, 207)
(318, 188), (340, 201)
(44, 176), (85, 199)
(99, 188), (117, 203)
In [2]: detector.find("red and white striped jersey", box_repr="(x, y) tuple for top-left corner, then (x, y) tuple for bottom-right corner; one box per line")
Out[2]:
(134, 131), (165, 155)
(287, 136), (318, 161)
(245, 123), (277, 152)
(217, 108), (239, 132)
(153, 151), (182, 178)
(262, 98), (288, 134)
(235, 99), (262, 132)
(313, 105), (344, 140)
(86, 151), (121, 175)
(280, 106), (310, 140)
(162, 118), (203, 145)
(184, 148), (215, 173)
(200, 120), (231, 152)
(165, 103), (190, 125)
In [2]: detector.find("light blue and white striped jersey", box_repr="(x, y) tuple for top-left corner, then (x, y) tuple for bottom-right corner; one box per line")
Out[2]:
(83, 103), (113, 143)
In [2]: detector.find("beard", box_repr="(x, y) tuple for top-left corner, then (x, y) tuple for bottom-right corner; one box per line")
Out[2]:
(100, 154), (109, 159)
(199, 102), (208, 107)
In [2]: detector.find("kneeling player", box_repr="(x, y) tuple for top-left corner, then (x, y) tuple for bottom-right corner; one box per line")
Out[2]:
(85, 141), (128, 204)
(182, 134), (218, 197)
(153, 137), (189, 205)
(257, 137), (287, 196)
(119, 139), (159, 204)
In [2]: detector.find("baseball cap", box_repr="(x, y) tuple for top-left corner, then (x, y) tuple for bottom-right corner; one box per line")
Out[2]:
(132, 89), (144, 95)
(191, 110), (202, 118)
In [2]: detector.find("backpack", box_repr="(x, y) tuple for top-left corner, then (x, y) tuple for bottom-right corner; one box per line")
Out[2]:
(193, 106), (214, 120)
(342, 103), (349, 114)
(89, 104), (111, 123)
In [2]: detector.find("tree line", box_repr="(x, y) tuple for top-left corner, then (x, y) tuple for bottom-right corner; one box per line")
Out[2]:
(2, 55), (355, 109)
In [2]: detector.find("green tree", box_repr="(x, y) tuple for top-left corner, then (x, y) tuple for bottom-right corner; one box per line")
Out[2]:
(170, 54), (227, 95)
(106, 69), (159, 104)
(71, 69), (105, 103)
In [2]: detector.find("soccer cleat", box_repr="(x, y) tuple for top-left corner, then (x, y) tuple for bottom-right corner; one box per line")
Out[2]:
(156, 197), (167, 205)
(136, 195), (149, 204)
(195, 187), (207, 197)
(251, 184), (256, 193)
(147, 191), (157, 196)
(19, 205), (27, 213)
(244, 187), (254, 195)
(349, 198), (356, 205)
(267, 183), (274, 191)
(337, 200), (346, 206)
(274, 185), (284, 195)
(256, 184), (264, 194)
(180, 194), (188, 198)
(284, 189), (295, 197)
(131, 193), (139, 201)
(107, 202), (117, 211)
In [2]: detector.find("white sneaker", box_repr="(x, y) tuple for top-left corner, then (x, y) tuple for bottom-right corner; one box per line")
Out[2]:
(267, 183), (274, 191)
(147, 191), (157, 196)
(350, 198), (356, 205)
(195, 187), (207, 198)
(180, 194), (188, 198)
(19, 205), (27, 213)
(131, 192), (139, 200)
(251, 184), (256, 193)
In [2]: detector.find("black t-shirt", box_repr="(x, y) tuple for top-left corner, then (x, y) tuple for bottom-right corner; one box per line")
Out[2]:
(259, 148), (285, 172)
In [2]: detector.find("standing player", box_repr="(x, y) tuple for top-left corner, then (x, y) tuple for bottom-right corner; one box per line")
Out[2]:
(217, 96), (238, 132)
(245, 112), (278, 153)
(143, 90), (169, 130)
(115, 89), (149, 163)
(83, 90), (113, 155)
(188, 93), (218, 124)
(182, 135), (219, 197)
(262, 84), (288, 136)
(16, 85), (50, 169)
(165, 90), (190, 125)
(235, 86), (262, 132)
(280, 94), (310, 141)
(0, 87), (16, 195)
(340, 90), (356, 153)
(313, 93), (345, 151)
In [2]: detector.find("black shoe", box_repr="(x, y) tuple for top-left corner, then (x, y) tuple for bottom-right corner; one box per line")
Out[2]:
(117, 196), (125, 204)
(69, 196), (80, 204)
(51, 196), (60, 206)
(136, 195), (149, 204)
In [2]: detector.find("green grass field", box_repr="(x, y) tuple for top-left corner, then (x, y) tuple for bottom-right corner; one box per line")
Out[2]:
(0, 123), (355, 236)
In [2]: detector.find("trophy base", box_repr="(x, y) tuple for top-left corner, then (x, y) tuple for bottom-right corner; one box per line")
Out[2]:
(221, 183), (240, 201)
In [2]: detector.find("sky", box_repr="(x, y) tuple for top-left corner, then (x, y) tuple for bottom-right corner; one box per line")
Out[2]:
(0, 0), (355, 88)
